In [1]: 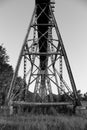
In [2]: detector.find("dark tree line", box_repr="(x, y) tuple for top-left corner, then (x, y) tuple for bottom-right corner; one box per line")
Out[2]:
(0, 45), (14, 105)
(0, 44), (24, 105)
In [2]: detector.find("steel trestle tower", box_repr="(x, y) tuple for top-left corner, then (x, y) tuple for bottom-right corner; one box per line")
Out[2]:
(7, 0), (81, 112)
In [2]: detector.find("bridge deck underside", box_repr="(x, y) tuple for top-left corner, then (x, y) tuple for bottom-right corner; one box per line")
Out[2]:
(36, 0), (50, 70)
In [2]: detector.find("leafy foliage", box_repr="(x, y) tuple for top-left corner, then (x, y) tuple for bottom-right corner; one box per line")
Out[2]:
(0, 45), (13, 104)
(84, 93), (87, 101)
(0, 44), (9, 68)
(0, 64), (13, 94)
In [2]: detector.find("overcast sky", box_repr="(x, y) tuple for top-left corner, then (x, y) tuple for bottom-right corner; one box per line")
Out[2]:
(0, 0), (87, 93)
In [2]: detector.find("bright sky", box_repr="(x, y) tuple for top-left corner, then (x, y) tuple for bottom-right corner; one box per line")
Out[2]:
(0, 0), (87, 93)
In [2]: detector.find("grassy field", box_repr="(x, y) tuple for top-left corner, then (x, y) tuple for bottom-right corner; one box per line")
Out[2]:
(0, 113), (87, 130)
(0, 102), (87, 130)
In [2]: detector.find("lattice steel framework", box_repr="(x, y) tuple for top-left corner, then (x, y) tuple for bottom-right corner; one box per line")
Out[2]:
(7, 0), (81, 108)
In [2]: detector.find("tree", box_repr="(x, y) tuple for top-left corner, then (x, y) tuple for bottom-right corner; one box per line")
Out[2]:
(13, 76), (24, 100)
(0, 44), (9, 71)
(0, 44), (13, 105)
(0, 64), (13, 94)
(0, 44), (27, 105)
(84, 92), (87, 101)
(76, 90), (83, 101)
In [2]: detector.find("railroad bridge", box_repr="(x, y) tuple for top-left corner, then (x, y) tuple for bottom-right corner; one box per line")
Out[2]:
(6, 0), (81, 114)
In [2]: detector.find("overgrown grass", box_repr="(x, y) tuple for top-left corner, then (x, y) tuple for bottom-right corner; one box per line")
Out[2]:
(0, 114), (87, 130)
(0, 102), (87, 130)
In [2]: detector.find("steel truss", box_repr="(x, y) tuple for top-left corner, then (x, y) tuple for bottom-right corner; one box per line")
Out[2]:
(7, 0), (81, 110)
